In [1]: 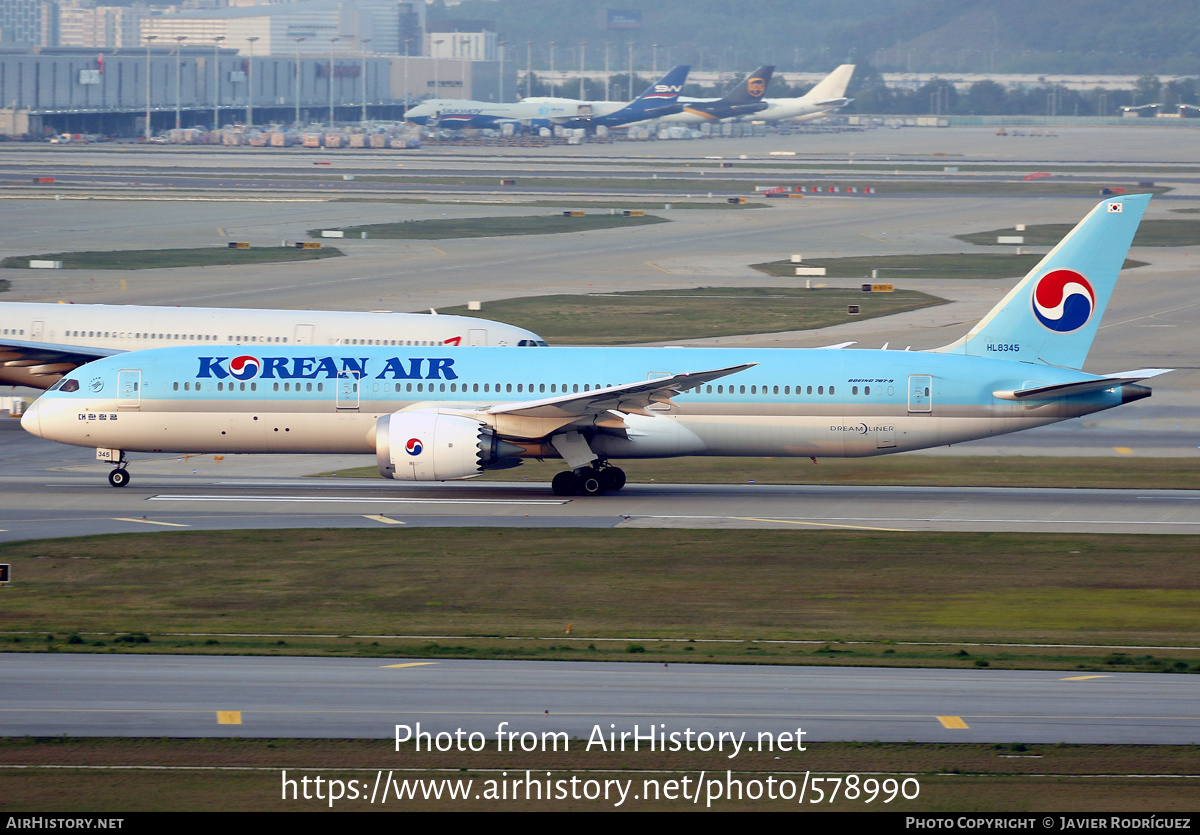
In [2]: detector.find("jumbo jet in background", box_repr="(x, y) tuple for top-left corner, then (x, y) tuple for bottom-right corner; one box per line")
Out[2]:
(0, 304), (546, 389)
(656, 66), (776, 124)
(23, 196), (1166, 492)
(747, 63), (855, 123)
(403, 66), (689, 131)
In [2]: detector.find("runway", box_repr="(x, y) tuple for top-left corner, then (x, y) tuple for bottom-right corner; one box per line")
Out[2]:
(3, 653), (1197, 743)
(1, 456), (1197, 541)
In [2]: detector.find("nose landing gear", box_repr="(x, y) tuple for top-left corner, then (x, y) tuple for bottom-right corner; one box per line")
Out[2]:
(104, 450), (130, 487)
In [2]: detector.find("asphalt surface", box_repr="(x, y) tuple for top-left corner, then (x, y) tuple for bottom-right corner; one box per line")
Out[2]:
(1, 128), (1198, 748)
(3, 653), (1198, 743)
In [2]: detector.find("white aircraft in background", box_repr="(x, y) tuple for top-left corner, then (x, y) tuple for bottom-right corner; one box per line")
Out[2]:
(0, 303), (546, 389)
(405, 66), (689, 131)
(747, 64), (855, 123)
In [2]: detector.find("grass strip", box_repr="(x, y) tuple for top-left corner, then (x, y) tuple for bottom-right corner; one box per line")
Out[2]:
(0, 247), (343, 270)
(955, 219), (1200, 247)
(752, 254), (1147, 280)
(2, 530), (1199, 660)
(435, 286), (945, 345)
(1, 739), (1197, 812)
(311, 214), (667, 240)
(331, 198), (770, 209)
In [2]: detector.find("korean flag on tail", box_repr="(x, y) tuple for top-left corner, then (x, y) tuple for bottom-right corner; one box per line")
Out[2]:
(1107, 202), (1123, 213)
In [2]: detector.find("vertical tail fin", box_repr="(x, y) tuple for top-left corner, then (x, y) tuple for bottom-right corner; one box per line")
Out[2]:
(715, 66), (774, 105)
(626, 65), (690, 113)
(934, 193), (1149, 369)
(803, 64), (855, 104)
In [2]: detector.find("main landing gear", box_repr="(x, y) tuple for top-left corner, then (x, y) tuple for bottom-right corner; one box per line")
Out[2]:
(551, 463), (626, 496)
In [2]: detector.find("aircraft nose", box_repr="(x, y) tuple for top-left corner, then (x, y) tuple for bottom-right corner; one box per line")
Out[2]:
(19, 399), (42, 438)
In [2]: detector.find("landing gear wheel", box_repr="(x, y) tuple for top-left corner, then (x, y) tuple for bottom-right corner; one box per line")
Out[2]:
(598, 466), (626, 492)
(108, 468), (130, 488)
(578, 467), (605, 496)
(552, 471), (579, 496)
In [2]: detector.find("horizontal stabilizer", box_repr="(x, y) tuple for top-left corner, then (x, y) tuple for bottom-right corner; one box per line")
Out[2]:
(993, 368), (1171, 401)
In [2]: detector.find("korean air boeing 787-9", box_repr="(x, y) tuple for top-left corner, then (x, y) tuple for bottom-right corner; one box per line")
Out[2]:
(22, 195), (1166, 493)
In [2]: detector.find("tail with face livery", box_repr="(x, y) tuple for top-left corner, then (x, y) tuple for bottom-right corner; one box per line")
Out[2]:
(934, 193), (1149, 369)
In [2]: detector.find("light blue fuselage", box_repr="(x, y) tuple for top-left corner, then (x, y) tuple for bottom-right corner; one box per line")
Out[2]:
(23, 345), (1144, 460)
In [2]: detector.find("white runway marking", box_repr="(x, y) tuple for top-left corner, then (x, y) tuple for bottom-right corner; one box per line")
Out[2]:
(148, 494), (568, 506)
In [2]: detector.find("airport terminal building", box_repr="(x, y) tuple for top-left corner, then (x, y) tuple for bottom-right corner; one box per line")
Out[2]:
(0, 46), (510, 137)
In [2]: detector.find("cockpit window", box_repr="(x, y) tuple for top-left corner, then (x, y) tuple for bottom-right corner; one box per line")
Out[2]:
(49, 378), (80, 392)
(518, 339), (549, 347)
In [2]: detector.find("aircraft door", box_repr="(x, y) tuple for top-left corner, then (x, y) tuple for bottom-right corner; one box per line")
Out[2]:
(31, 320), (45, 341)
(117, 369), (141, 410)
(336, 371), (360, 411)
(469, 329), (486, 346)
(294, 324), (315, 345)
(908, 375), (932, 414)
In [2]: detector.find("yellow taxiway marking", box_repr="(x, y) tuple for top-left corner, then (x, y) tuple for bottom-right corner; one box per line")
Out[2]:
(1061, 675), (1112, 681)
(430, 247), (447, 256)
(858, 231), (892, 243)
(644, 261), (672, 274)
(119, 279), (127, 292)
(937, 716), (969, 729)
(380, 662), (438, 669)
(217, 227), (227, 238)
(363, 515), (405, 525)
(113, 518), (190, 528)
(1114, 447), (1133, 455)
(216, 711), (242, 725)
(736, 516), (907, 533)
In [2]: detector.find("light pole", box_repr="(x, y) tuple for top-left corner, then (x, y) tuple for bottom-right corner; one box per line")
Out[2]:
(548, 41), (556, 97)
(497, 39), (506, 102)
(360, 37), (371, 125)
(604, 41), (610, 100)
(402, 39), (411, 111)
(174, 35), (186, 130)
(627, 42), (634, 99)
(143, 35), (156, 140)
(460, 36), (471, 97)
(212, 35), (224, 129)
(652, 42), (658, 77)
(245, 35), (258, 127)
(293, 36), (305, 127)
(433, 39), (444, 98)
(525, 41), (533, 98)
(328, 36), (339, 126)
(579, 41), (587, 98)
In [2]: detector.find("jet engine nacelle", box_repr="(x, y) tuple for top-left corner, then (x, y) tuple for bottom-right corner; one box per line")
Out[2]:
(376, 409), (524, 481)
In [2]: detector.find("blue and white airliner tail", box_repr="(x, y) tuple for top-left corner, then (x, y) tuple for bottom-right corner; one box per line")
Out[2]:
(936, 193), (1149, 369)
(21, 196), (1167, 494)
(569, 65), (690, 128)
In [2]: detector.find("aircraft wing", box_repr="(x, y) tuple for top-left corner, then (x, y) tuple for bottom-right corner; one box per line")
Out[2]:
(0, 337), (122, 384)
(485, 363), (755, 419)
(993, 368), (1172, 401)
